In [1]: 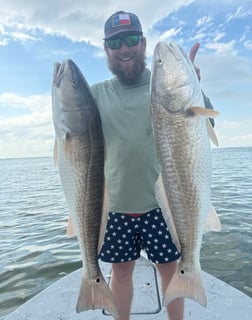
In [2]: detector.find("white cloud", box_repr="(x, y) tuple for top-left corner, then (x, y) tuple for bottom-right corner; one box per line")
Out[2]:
(0, 38), (8, 46)
(191, 32), (206, 42)
(11, 31), (39, 43)
(215, 119), (252, 147)
(196, 16), (212, 27)
(0, 93), (54, 158)
(0, 93), (50, 112)
(226, 4), (252, 23)
(213, 32), (226, 42)
(0, 0), (195, 47)
(205, 40), (236, 55)
(160, 27), (182, 41)
(244, 40), (252, 50)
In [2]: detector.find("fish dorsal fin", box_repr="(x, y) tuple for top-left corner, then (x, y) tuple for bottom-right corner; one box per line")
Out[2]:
(204, 204), (221, 233)
(97, 180), (110, 254)
(155, 174), (181, 252)
(189, 106), (220, 118)
(206, 119), (219, 146)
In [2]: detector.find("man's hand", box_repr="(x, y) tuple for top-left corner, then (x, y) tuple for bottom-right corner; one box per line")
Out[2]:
(189, 43), (201, 81)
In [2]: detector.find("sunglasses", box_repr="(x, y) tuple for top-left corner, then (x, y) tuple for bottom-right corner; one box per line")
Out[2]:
(106, 35), (142, 50)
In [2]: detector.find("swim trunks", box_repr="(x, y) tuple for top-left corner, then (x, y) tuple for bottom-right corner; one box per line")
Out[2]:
(98, 208), (180, 264)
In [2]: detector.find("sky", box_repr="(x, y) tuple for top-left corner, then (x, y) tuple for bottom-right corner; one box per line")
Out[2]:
(0, 0), (252, 158)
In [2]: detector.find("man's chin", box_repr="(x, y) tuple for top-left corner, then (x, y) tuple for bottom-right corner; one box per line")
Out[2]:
(109, 62), (145, 85)
(117, 71), (139, 85)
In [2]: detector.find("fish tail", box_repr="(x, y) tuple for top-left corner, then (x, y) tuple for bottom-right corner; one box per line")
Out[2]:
(76, 271), (119, 318)
(163, 267), (207, 307)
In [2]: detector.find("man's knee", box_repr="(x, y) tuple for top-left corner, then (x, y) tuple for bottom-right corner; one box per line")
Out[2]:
(111, 260), (135, 282)
(156, 261), (177, 281)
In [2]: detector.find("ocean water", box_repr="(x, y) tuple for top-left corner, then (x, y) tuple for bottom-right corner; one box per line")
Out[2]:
(0, 147), (251, 319)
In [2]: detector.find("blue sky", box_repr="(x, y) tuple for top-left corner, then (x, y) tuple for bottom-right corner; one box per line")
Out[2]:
(0, 0), (252, 158)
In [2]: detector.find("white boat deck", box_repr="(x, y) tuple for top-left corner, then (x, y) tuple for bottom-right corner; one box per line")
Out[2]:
(5, 257), (252, 319)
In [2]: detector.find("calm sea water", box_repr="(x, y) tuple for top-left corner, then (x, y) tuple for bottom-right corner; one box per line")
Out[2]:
(0, 147), (251, 319)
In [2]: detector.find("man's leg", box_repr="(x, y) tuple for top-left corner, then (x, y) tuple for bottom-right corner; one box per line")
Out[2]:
(156, 261), (184, 320)
(110, 260), (136, 320)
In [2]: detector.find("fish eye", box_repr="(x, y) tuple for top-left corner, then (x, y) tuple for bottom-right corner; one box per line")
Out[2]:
(158, 59), (163, 65)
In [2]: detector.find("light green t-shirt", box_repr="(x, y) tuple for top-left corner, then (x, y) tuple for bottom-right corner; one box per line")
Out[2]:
(91, 69), (160, 213)
(90, 69), (214, 213)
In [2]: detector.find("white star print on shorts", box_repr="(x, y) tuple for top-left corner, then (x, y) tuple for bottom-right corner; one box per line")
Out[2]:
(98, 208), (180, 264)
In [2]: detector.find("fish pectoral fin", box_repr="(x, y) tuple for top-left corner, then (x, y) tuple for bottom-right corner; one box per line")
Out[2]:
(76, 272), (119, 318)
(163, 267), (207, 308)
(53, 139), (58, 167)
(97, 181), (110, 254)
(206, 119), (219, 146)
(155, 174), (181, 252)
(62, 132), (73, 160)
(66, 215), (76, 237)
(204, 204), (221, 232)
(189, 106), (220, 118)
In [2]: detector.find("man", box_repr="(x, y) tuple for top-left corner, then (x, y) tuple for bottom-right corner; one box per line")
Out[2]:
(90, 11), (214, 320)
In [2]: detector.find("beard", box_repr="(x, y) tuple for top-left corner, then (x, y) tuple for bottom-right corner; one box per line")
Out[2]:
(107, 50), (146, 85)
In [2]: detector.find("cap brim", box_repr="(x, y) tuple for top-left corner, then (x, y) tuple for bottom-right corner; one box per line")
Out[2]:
(103, 30), (142, 40)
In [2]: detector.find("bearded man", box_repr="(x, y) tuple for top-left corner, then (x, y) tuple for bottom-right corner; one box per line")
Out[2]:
(90, 11), (214, 320)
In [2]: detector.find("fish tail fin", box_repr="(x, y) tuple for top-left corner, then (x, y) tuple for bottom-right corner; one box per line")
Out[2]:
(163, 267), (207, 307)
(76, 272), (118, 318)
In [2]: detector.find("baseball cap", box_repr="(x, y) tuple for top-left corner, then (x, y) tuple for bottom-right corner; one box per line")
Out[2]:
(104, 11), (143, 40)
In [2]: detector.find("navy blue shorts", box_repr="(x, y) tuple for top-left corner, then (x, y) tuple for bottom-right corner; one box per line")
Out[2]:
(98, 208), (181, 264)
